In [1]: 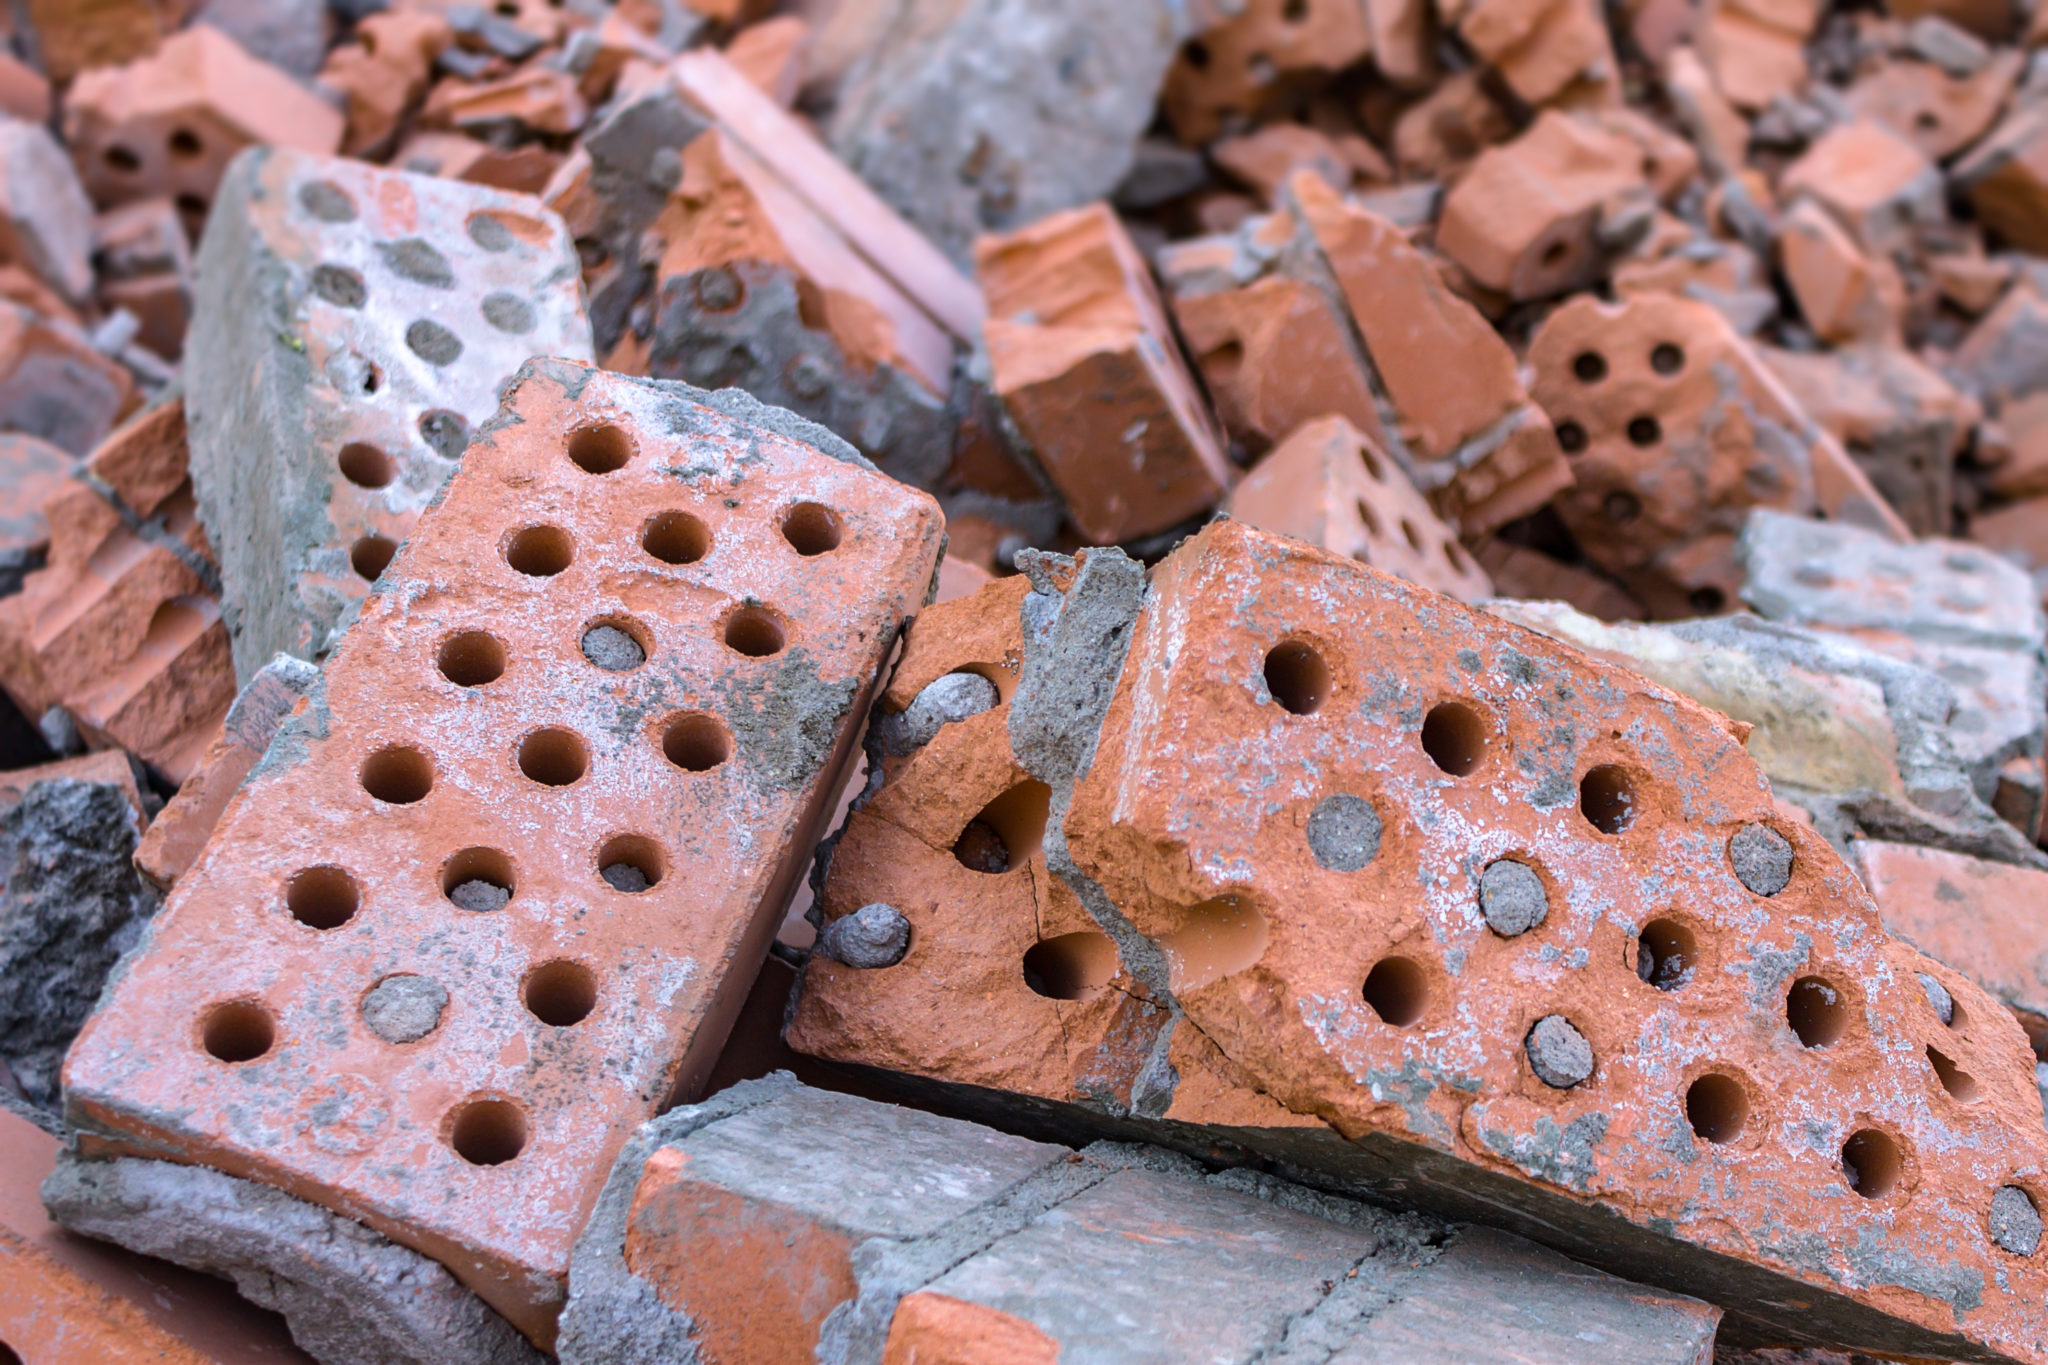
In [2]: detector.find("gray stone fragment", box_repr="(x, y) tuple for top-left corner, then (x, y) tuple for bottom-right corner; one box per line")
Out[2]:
(601, 862), (650, 893)
(818, 902), (912, 968)
(1919, 971), (1955, 1025)
(197, 0), (332, 77)
(0, 118), (95, 303)
(876, 672), (999, 754)
(1526, 1015), (1594, 1088)
(826, 0), (1185, 265)
(1307, 794), (1383, 872)
(1730, 822), (1794, 895)
(1991, 1184), (2042, 1256)
(36, 706), (81, 757)
(581, 625), (645, 672)
(1113, 138), (1209, 210)
(0, 779), (157, 1111)
(360, 975), (447, 1044)
(449, 879), (510, 913)
(43, 1152), (542, 1365)
(1907, 15), (1989, 76)
(1478, 859), (1548, 936)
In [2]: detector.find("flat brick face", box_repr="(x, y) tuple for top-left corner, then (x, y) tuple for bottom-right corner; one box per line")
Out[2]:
(62, 361), (944, 1346)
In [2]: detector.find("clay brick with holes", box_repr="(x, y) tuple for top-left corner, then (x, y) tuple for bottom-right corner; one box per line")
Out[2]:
(1458, 0), (1620, 108)
(1528, 291), (1908, 617)
(978, 202), (1233, 544)
(794, 519), (2048, 1362)
(60, 360), (945, 1348)
(0, 400), (230, 783)
(559, 1075), (1722, 1365)
(1226, 416), (1493, 603)
(0, 1106), (314, 1365)
(61, 25), (344, 226)
(185, 146), (592, 684)
(1160, 0), (1374, 145)
(1845, 49), (2022, 163)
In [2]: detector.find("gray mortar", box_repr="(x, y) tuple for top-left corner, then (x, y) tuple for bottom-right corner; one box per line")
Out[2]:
(601, 863), (651, 893)
(818, 903), (912, 968)
(1306, 793), (1383, 872)
(875, 672), (999, 755)
(43, 1151), (542, 1365)
(1990, 1185), (2043, 1256)
(0, 779), (158, 1110)
(360, 975), (447, 1044)
(581, 625), (645, 672)
(449, 880), (510, 913)
(1478, 859), (1548, 937)
(1006, 548), (1179, 1116)
(1730, 823), (1794, 896)
(1919, 972), (1956, 1025)
(1526, 1015), (1595, 1089)
(646, 373), (879, 473)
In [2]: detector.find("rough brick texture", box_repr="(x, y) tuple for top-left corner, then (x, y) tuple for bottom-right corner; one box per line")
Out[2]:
(793, 520), (2048, 1362)
(60, 361), (945, 1346)
(186, 147), (593, 683)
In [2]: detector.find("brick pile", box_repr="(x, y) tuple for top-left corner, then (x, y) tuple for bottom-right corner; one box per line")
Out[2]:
(0, 0), (2036, 1361)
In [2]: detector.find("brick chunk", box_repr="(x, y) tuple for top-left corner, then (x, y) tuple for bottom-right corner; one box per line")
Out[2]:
(1775, 199), (1905, 346)
(0, 433), (73, 600)
(559, 1076), (1720, 1364)
(1954, 105), (2048, 256)
(95, 198), (194, 362)
(1163, 0), (1373, 145)
(1458, 0), (1620, 110)
(61, 361), (944, 1347)
(1697, 0), (1821, 109)
(62, 25), (345, 225)
(978, 203), (1232, 543)
(1226, 416), (1494, 603)
(21, 0), (185, 84)
(1530, 292), (1907, 616)
(0, 118), (95, 307)
(1777, 119), (1945, 255)
(0, 303), (133, 456)
(185, 147), (592, 683)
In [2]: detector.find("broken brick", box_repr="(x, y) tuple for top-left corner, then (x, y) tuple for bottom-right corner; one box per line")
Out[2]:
(94, 198), (194, 363)
(0, 433), (73, 599)
(316, 9), (455, 160)
(60, 361), (945, 1348)
(1775, 198), (1907, 346)
(1210, 122), (1388, 204)
(1954, 104), (2048, 257)
(1845, 49), (2022, 162)
(1458, 0), (1622, 109)
(0, 302), (134, 456)
(184, 147), (592, 683)
(1389, 70), (1516, 179)
(723, 14), (811, 107)
(419, 65), (591, 142)
(1777, 118), (1946, 256)
(1696, 0), (1823, 110)
(21, 0), (186, 85)
(0, 118), (96, 308)
(1161, 0), (1373, 146)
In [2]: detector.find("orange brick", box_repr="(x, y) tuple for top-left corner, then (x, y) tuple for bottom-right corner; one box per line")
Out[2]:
(978, 203), (1232, 543)
(62, 360), (945, 1347)
(0, 53), (50, 125)
(1161, 0), (1374, 144)
(1390, 71), (1516, 179)
(1530, 291), (1908, 615)
(1955, 104), (2048, 257)
(0, 433), (72, 599)
(1846, 50), (2022, 162)
(1209, 123), (1388, 204)
(420, 66), (591, 141)
(1775, 198), (1907, 346)
(1883, 0), (2016, 42)
(1952, 284), (2048, 416)
(1696, 0), (1822, 109)
(317, 10), (454, 160)
(1472, 540), (1649, 620)
(21, 0), (188, 85)
(62, 25), (345, 223)
(1778, 119), (1946, 256)
(1459, 0), (1622, 108)
(391, 131), (562, 195)
(1225, 416), (1494, 603)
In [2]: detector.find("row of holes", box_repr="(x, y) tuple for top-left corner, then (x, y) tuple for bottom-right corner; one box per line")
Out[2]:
(1555, 342), (1686, 456)
(357, 709), (731, 806)
(1348, 442), (1476, 579)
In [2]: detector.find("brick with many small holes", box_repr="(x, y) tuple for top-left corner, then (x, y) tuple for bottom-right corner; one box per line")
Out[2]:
(59, 360), (947, 1348)
(185, 146), (593, 684)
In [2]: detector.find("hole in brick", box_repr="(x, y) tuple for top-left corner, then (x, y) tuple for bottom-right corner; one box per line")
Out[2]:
(1636, 918), (1696, 990)
(1264, 640), (1330, 715)
(581, 619), (647, 672)
(662, 713), (731, 771)
(523, 960), (596, 1027)
(694, 267), (746, 312)
(1354, 497), (1383, 538)
(1787, 976), (1848, 1048)
(1627, 416), (1662, 447)
(1842, 1129), (1902, 1198)
(1022, 932), (1118, 1000)
(299, 179), (356, 222)
(468, 209), (549, 251)
(598, 834), (664, 891)
(104, 145), (141, 173)
(419, 409), (469, 459)
(953, 781), (1051, 874)
(1421, 701), (1486, 775)
(506, 526), (572, 576)
(723, 605), (788, 657)
(1363, 956), (1428, 1026)
(518, 728), (587, 786)
(1357, 444), (1383, 480)
(782, 502), (843, 555)
(449, 1099), (526, 1166)
(1929, 1046), (1979, 1101)
(286, 866), (358, 930)
(1445, 540), (1472, 574)
(1686, 1073), (1747, 1142)
(1186, 39), (1211, 68)
(1690, 586), (1726, 613)
(338, 441), (393, 488)
(1604, 491), (1641, 522)
(437, 631), (506, 686)
(1572, 351), (1607, 382)
(0, 1339), (20, 1365)
(1579, 765), (1636, 833)
(351, 535), (397, 582)
(313, 264), (367, 309)
(360, 745), (432, 803)
(175, 193), (208, 220)
(1914, 109), (1940, 133)
(201, 1001), (275, 1063)
(1556, 421), (1587, 454)
(643, 511), (709, 564)
(167, 127), (202, 159)
(482, 292), (536, 335)
(442, 848), (514, 911)
(1651, 343), (1684, 374)
(1283, 0), (1309, 17)
(1540, 239), (1569, 266)
(1400, 519), (1424, 552)
(405, 319), (463, 365)
(567, 424), (632, 473)
(1162, 897), (1269, 992)
(360, 360), (381, 394)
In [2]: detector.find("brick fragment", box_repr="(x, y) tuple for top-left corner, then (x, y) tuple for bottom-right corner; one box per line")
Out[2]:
(1777, 119), (1946, 256)
(62, 25), (345, 223)
(1211, 122), (1389, 204)
(1696, 0), (1822, 109)
(1458, 0), (1622, 109)
(978, 202), (1232, 543)
(1162, 0), (1372, 146)
(185, 148), (592, 683)
(560, 1076), (1720, 1365)
(94, 199), (193, 362)
(1846, 49), (2021, 161)
(420, 66), (591, 141)
(1225, 417), (1493, 603)
(0, 119), (95, 307)
(21, 0), (186, 85)
(1954, 105), (2048, 257)
(1661, 45), (1750, 178)
(1529, 291), (1908, 615)
(317, 10), (454, 160)
(61, 361), (945, 1346)
(0, 433), (72, 601)
(0, 303), (134, 456)
(1775, 199), (1906, 346)
(723, 15), (810, 106)
(0, 399), (230, 783)
(1390, 71), (1516, 178)
(1883, 0), (2016, 43)
(392, 130), (561, 195)
(1951, 283), (2048, 415)
(1472, 541), (1648, 621)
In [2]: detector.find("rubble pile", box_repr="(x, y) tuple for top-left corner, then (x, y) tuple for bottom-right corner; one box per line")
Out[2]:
(0, 0), (2045, 1361)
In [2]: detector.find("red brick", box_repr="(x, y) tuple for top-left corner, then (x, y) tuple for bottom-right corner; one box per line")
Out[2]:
(0, 304), (133, 457)
(1458, 0), (1622, 108)
(1161, 0), (1373, 145)
(1472, 540), (1648, 621)
(1846, 50), (2022, 162)
(317, 10), (454, 160)
(1389, 71), (1515, 179)
(1209, 123), (1388, 204)
(62, 361), (945, 1346)
(392, 131), (562, 196)
(1775, 198), (1906, 346)
(0, 53), (50, 125)
(0, 433), (73, 596)
(1777, 119), (1946, 256)
(420, 66), (591, 141)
